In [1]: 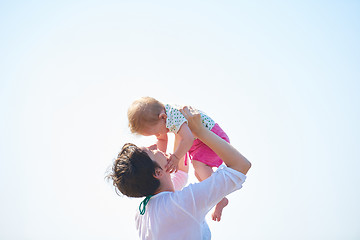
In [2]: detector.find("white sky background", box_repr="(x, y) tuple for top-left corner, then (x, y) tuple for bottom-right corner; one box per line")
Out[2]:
(1, 1), (359, 239)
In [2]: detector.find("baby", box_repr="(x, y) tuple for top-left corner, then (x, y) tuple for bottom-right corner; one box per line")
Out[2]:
(127, 96), (230, 221)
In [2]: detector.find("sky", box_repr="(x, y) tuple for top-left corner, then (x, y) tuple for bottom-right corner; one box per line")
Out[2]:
(1, 0), (360, 239)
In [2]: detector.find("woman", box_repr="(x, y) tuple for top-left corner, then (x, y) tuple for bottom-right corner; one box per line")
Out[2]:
(107, 106), (251, 239)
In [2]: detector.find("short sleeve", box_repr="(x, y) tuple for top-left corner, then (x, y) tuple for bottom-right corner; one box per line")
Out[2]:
(165, 104), (188, 133)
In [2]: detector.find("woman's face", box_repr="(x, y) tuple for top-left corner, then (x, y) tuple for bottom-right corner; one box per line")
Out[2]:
(141, 147), (175, 192)
(141, 147), (169, 169)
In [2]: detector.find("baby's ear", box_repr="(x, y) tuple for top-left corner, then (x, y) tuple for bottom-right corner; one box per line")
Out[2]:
(159, 113), (167, 119)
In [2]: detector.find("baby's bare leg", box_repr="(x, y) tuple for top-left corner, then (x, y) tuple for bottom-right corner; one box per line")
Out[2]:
(192, 160), (213, 181)
(192, 160), (229, 222)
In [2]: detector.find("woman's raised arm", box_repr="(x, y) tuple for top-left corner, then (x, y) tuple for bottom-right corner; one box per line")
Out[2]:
(180, 106), (251, 175)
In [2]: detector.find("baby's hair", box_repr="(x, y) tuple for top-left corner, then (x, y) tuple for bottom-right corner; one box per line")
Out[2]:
(128, 96), (164, 133)
(106, 143), (161, 197)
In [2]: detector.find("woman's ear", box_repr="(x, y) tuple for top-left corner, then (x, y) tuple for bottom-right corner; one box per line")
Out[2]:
(153, 168), (163, 179)
(159, 113), (167, 119)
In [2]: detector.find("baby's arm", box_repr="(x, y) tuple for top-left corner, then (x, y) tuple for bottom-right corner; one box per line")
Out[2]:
(165, 123), (194, 173)
(174, 134), (189, 174)
(156, 133), (168, 153)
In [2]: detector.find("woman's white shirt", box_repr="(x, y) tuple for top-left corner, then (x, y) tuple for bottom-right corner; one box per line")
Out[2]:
(135, 166), (247, 240)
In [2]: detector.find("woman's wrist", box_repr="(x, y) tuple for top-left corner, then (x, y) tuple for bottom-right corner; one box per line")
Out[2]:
(192, 125), (208, 140)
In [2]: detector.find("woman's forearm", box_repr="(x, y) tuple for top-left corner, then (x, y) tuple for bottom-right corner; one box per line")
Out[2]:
(196, 129), (251, 174)
(181, 107), (251, 175)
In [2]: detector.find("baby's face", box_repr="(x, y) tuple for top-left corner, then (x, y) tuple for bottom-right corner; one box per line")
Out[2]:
(140, 119), (168, 137)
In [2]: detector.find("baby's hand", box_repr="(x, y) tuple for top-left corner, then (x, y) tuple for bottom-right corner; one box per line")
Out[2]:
(165, 154), (180, 173)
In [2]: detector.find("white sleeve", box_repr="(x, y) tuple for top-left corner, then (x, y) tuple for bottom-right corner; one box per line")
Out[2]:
(172, 166), (247, 221)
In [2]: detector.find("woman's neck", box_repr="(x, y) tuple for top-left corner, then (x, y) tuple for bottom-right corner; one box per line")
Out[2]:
(154, 180), (175, 194)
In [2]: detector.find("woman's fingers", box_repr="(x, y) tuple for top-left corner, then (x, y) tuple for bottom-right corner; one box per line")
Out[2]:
(181, 106), (198, 119)
(180, 106), (191, 119)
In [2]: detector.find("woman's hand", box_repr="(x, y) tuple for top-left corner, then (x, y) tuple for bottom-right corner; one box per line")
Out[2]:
(180, 106), (206, 138)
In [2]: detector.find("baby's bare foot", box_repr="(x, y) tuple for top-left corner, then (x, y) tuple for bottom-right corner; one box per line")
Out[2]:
(211, 197), (229, 222)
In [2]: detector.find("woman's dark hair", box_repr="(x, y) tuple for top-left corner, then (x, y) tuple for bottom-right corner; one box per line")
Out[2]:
(106, 143), (161, 197)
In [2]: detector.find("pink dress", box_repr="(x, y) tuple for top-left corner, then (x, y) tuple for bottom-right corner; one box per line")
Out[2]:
(165, 104), (230, 168)
(185, 123), (230, 167)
